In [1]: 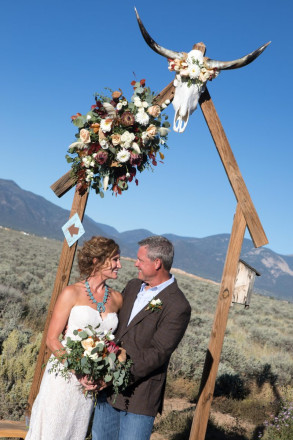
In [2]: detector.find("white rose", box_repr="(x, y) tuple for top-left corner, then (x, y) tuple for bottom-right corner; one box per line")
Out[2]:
(84, 349), (99, 360)
(121, 131), (135, 148)
(116, 103), (123, 111)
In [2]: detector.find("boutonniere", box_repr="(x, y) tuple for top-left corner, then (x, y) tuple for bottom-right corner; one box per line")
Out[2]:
(145, 298), (163, 312)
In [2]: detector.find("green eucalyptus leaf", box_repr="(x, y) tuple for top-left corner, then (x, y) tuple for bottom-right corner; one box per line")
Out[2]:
(104, 374), (113, 383)
(72, 117), (86, 128)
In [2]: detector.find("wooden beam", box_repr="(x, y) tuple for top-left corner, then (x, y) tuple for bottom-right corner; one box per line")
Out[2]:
(199, 88), (268, 248)
(153, 81), (175, 106)
(51, 170), (76, 198)
(27, 187), (89, 413)
(189, 203), (247, 440)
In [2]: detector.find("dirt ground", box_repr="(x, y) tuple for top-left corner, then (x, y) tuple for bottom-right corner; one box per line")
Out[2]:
(150, 397), (255, 440)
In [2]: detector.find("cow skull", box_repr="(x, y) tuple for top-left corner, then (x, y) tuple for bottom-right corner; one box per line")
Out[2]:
(135, 8), (270, 133)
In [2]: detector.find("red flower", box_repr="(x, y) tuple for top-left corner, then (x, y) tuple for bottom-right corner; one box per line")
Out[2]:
(131, 80), (136, 86)
(140, 79), (146, 86)
(105, 340), (120, 354)
(71, 112), (82, 120)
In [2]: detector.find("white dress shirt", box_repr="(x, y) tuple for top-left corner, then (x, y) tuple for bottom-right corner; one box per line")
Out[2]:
(128, 275), (174, 325)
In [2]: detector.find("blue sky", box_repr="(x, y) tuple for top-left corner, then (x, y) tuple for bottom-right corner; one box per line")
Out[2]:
(1, 0), (292, 255)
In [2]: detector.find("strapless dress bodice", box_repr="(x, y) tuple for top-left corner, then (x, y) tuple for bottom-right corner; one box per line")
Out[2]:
(64, 305), (118, 340)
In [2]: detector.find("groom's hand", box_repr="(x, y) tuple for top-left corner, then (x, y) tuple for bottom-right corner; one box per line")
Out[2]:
(78, 375), (98, 391)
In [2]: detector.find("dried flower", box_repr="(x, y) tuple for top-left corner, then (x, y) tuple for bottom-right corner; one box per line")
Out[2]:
(121, 111), (135, 126)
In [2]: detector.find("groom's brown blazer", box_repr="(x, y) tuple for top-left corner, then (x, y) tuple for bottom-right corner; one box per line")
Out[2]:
(108, 278), (191, 417)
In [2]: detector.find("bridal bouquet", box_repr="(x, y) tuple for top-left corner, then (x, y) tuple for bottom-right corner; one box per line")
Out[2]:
(49, 324), (132, 399)
(66, 79), (170, 196)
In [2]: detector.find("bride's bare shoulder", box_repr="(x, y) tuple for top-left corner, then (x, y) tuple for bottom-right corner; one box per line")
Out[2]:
(110, 288), (123, 309)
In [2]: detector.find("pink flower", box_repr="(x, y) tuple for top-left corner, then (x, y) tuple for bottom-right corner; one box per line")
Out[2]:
(105, 341), (120, 354)
(96, 150), (108, 165)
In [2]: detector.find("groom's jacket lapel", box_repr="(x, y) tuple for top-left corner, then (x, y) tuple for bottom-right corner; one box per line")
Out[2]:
(116, 278), (174, 340)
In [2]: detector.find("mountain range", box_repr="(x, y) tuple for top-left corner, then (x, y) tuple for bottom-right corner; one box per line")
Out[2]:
(0, 178), (292, 301)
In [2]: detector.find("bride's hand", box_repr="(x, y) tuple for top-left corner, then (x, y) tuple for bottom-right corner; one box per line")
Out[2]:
(77, 375), (98, 391)
(118, 347), (127, 363)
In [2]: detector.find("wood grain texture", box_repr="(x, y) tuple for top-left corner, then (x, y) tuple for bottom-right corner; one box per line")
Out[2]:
(50, 170), (76, 198)
(199, 88), (268, 248)
(0, 420), (27, 438)
(189, 204), (246, 440)
(153, 81), (175, 106)
(27, 188), (89, 413)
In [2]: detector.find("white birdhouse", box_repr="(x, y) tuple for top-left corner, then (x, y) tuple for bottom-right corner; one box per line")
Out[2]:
(232, 259), (260, 307)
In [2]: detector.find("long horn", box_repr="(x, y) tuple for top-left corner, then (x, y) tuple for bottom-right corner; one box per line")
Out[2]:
(134, 8), (185, 60)
(205, 41), (271, 70)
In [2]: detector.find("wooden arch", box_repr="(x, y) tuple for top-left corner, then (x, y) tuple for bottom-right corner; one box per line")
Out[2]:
(0, 42), (268, 440)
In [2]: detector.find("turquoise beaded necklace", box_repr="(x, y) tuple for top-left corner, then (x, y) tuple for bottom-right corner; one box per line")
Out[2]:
(85, 280), (109, 313)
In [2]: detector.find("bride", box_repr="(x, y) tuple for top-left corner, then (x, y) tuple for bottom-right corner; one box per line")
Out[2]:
(26, 236), (125, 440)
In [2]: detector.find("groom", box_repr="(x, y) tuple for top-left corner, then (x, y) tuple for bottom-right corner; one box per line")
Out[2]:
(92, 235), (191, 440)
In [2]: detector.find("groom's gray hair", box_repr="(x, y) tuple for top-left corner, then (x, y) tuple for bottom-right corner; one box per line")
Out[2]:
(138, 236), (174, 271)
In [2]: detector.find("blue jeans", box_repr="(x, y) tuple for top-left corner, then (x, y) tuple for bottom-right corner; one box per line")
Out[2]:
(92, 393), (155, 440)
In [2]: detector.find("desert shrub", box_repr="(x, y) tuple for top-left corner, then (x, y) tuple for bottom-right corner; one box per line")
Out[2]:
(0, 329), (42, 419)
(165, 376), (199, 401)
(153, 408), (193, 437)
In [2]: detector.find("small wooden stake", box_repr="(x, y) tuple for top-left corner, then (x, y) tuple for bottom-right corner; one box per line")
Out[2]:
(27, 187), (89, 413)
(189, 203), (246, 440)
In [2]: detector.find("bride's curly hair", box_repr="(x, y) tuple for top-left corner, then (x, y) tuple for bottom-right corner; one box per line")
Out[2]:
(78, 236), (120, 278)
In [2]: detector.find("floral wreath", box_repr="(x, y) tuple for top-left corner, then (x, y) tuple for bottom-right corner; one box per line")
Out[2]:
(66, 80), (170, 196)
(168, 52), (219, 89)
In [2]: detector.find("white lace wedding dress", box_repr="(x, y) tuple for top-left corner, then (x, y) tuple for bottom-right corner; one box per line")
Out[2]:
(26, 305), (118, 440)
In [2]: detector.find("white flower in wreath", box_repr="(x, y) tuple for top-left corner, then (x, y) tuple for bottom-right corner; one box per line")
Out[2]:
(85, 170), (94, 182)
(116, 102), (123, 111)
(82, 156), (91, 168)
(103, 175), (109, 191)
(133, 96), (142, 107)
(121, 100), (128, 106)
(188, 64), (201, 79)
(135, 109), (150, 126)
(116, 148), (130, 163)
(131, 142), (141, 154)
(100, 118), (113, 133)
(141, 131), (148, 144)
(100, 139), (110, 150)
(121, 131), (135, 148)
